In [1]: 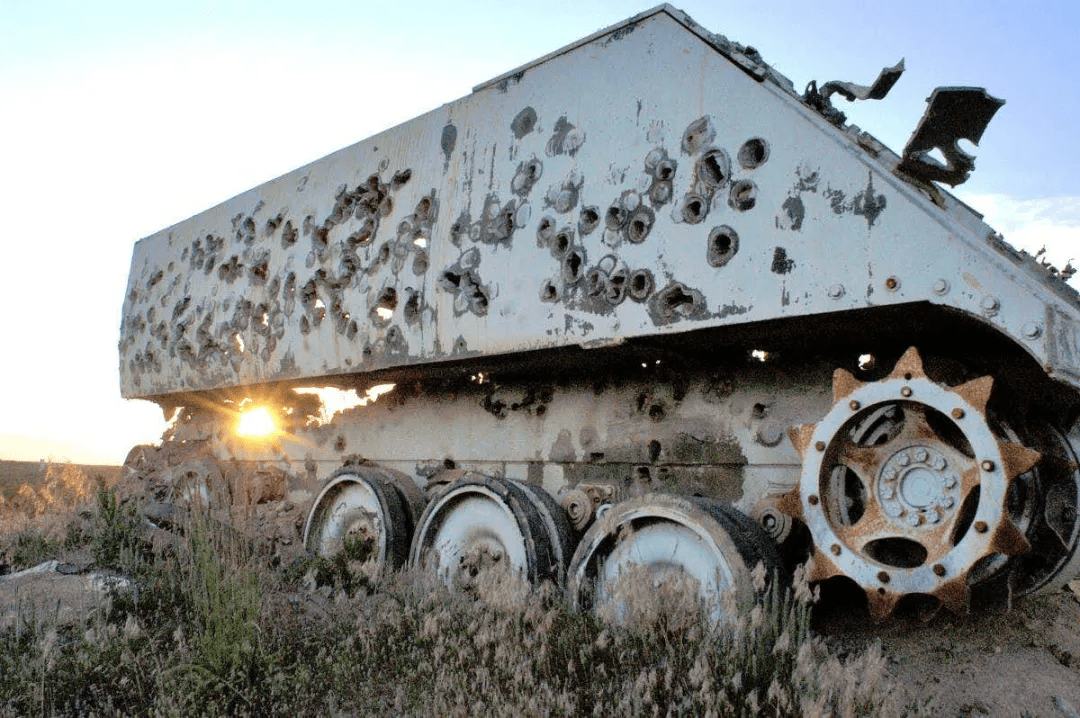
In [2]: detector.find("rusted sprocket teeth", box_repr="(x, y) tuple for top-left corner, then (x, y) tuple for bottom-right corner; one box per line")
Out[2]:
(998, 440), (1041, 482)
(866, 588), (903, 622)
(887, 346), (928, 381)
(954, 375), (994, 414)
(787, 423), (816, 459)
(832, 368), (866, 402)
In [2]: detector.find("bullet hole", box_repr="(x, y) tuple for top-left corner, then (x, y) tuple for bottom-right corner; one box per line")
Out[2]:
(412, 251), (429, 275)
(237, 217), (256, 245)
(440, 270), (462, 292)
(265, 214), (284, 235)
(299, 315), (311, 335)
(511, 106), (538, 139)
(441, 254), (490, 316)
(707, 226), (740, 267)
(626, 208), (654, 243)
(371, 287), (398, 325)
(312, 226), (329, 252)
(546, 178), (581, 214)
(476, 195), (518, 244)
(281, 220), (298, 248)
(300, 279), (318, 310)
(218, 256), (244, 282)
(249, 257), (269, 284)
(649, 180), (673, 206)
(697, 149), (731, 189)
(493, 206), (515, 239)
(536, 216), (556, 247)
(648, 440), (662, 462)
(681, 116), (715, 155)
(681, 194), (707, 224)
(738, 137), (769, 169)
(312, 298), (326, 325)
(386, 325), (405, 351)
(146, 270), (164, 290)
(171, 297), (190, 321)
(415, 196), (435, 223)
(303, 215), (314, 237)
(468, 286), (489, 315)
(606, 204), (628, 230)
(579, 206), (600, 235)
(729, 180), (758, 211)
(655, 159), (676, 181)
(550, 230), (573, 259)
(648, 404), (665, 422)
(546, 116), (581, 157)
(607, 267), (628, 305)
(284, 272), (296, 298)
(340, 250), (362, 278)
(391, 169), (412, 190)
(377, 243), (391, 263)
(404, 292), (421, 325)
(511, 159), (543, 195)
(335, 435), (347, 452)
(540, 279), (559, 302)
(652, 282), (707, 323)
(585, 268), (606, 297)
(628, 269), (654, 302)
(535, 405), (547, 417)
(562, 249), (585, 284)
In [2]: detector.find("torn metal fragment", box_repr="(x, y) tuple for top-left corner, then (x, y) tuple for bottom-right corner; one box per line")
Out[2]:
(897, 86), (1005, 187)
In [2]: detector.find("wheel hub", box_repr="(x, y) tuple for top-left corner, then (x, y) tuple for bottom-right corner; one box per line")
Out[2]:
(878, 445), (959, 527)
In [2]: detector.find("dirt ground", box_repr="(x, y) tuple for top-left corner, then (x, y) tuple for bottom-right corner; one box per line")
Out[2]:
(2, 460), (1079, 717)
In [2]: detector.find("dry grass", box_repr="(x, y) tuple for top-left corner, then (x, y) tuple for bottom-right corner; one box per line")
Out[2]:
(0, 491), (918, 717)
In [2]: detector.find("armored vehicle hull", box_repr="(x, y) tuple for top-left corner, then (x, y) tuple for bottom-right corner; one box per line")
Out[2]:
(120, 5), (1080, 618)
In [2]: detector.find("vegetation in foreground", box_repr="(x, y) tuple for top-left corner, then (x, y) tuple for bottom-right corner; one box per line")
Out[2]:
(0, 488), (913, 717)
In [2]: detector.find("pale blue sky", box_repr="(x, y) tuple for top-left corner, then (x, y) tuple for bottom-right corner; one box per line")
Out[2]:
(2, 1), (1077, 463)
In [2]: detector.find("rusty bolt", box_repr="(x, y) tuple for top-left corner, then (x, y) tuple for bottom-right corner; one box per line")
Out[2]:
(827, 284), (845, 299)
(952, 407), (965, 419)
(849, 400), (861, 410)
(885, 277), (899, 291)
(877, 571), (890, 584)
(974, 520), (988, 533)
(981, 460), (995, 472)
(932, 279), (950, 295)
(815, 440), (826, 451)
(830, 543), (841, 555)
(808, 494), (819, 506)
(901, 386), (913, 398)
(933, 563), (946, 577)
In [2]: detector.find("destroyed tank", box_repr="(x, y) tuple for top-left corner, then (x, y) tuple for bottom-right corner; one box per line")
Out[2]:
(119, 5), (1080, 619)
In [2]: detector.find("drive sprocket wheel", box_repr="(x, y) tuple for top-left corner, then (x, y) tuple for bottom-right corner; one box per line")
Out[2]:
(781, 347), (1041, 620)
